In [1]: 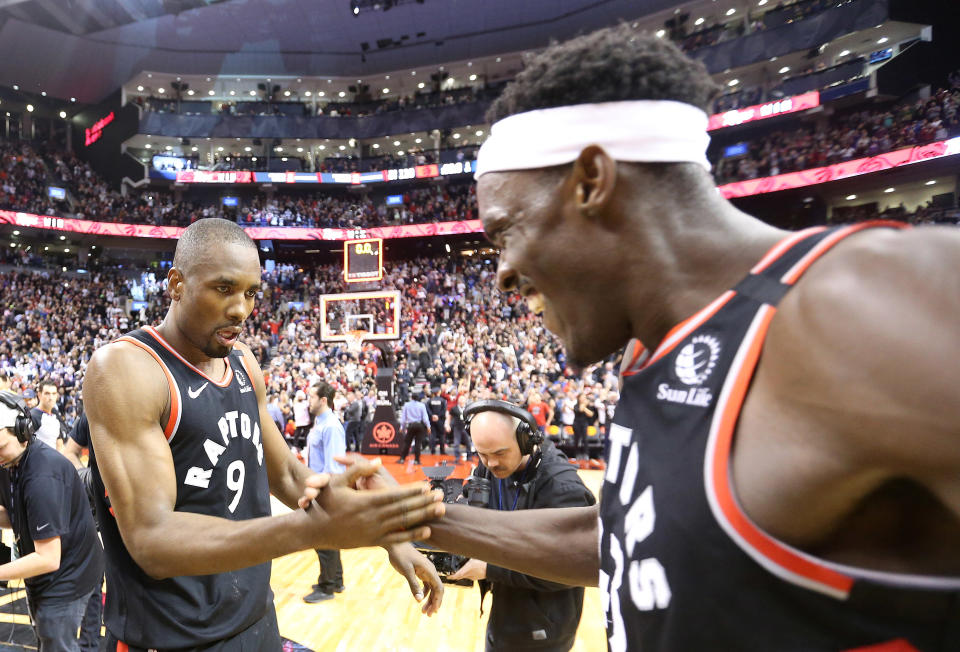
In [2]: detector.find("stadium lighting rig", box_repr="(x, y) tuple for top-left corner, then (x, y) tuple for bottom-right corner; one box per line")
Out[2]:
(350, 0), (425, 15)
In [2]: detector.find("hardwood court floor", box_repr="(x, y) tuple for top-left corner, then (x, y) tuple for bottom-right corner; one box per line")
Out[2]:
(272, 454), (607, 652)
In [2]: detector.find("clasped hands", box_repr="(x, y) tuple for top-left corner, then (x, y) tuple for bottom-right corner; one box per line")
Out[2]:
(297, 454), (446, 615)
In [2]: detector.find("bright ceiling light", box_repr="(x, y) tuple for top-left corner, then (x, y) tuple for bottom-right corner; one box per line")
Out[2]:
(208, 90), (215, 96)
(305, 91), (312, 97)
(727, 79), (739, 87)
(469, 74), (477, 81)
(779, 66), (790, 74)
(393, 140), (400, 146)
(373, 143), (380, 149)
(338, 91), (346, 97)
(726, 8), (736, 15)
(877, 37), (888, 44)
(846, 194), (857, 200)
(694, 17), (704, 25)
(656, 29), (666, 38)
(839, 49), (850, 57)
(884, 187), (895, 193)
(925, 180), (936, 185)
(136, 85), (144, 91)
(157, 88), (165, 94)
(453, 133), (461, 139)
(383, 88), (389, 93)
(418, 82), (425, 89)
(475, 130), (483, 137)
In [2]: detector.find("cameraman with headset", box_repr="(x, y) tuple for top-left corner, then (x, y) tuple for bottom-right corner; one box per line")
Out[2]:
(0, 391), (104, 651)
(448, 400), (595, 651)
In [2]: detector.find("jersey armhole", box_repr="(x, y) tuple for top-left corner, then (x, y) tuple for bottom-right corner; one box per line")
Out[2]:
(113, 338), (182, 443)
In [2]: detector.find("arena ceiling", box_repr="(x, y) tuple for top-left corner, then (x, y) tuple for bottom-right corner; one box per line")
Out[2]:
(0, 0), (688, 103)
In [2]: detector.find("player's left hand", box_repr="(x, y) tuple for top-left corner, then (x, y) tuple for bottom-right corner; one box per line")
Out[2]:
(297, 455), (392, 508)
(448, 558), (487, 582)
(387, 543), (444, 616)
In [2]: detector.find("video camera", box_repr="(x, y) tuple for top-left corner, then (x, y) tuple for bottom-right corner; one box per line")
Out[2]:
(415, 464), (490, 586)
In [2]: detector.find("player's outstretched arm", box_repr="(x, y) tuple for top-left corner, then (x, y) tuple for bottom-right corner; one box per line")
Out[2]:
(83, 342), (444, 580)
(330, 455), (600, 587)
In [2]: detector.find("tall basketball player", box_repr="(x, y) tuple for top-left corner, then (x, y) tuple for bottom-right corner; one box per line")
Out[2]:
(83, 218), (444, 650)
(336, 26), (960, 652)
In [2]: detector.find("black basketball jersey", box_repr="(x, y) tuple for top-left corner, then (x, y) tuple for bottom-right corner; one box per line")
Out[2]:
(599, 223), (960, 651)
(89, 326), (273, 648)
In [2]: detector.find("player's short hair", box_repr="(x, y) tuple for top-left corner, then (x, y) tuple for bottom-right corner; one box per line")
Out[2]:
(172, 218), (257, 276)
(488, 24), (719, 124)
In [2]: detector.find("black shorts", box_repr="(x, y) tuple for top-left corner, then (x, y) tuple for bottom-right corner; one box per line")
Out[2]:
(106, 604), (281, 652)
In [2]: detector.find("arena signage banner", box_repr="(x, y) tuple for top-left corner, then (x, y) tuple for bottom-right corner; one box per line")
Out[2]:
(0, 211), (483, 241)
(160, 160), (475, 185)
(718, 137), (960, 199)
(707, 91), (820, 131)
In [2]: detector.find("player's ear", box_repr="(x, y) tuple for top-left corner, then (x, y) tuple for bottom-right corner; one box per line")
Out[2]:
(168, 267), (185, 302)
(571, 145), (617, 222)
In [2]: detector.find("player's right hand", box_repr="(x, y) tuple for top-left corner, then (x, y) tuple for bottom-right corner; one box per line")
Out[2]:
(305, 481), (446, 548)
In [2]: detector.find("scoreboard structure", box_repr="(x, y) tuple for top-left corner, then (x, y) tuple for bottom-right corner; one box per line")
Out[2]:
(343, 237), (383, 283)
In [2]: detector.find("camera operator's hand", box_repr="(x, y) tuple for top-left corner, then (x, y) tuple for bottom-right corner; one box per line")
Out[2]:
(386, 543), (444, 616)
(448, 558), (487, 582)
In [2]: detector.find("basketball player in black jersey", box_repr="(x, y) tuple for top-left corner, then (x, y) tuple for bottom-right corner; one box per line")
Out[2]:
(82, 218), (445, 650)
(330, 26), (960, 651)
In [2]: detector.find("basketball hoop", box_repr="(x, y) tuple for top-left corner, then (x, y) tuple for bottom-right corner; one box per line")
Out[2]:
(345, 329), (367, 355)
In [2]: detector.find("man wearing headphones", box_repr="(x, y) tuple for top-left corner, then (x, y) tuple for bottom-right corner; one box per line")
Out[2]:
(0, 391), (104, 651)
(448, 400), (595, 651)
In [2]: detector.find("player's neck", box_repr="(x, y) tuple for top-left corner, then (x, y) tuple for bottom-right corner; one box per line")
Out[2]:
(154, 314), (227, 377)
(621, 191), (786, 351)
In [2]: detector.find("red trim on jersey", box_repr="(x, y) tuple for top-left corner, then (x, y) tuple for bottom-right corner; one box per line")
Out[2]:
(781, 221), (909, 285)
(707, 306), (855, 597)
(750, 226), (826, 274)
(621, 340), (649, 378)
(116, 641), (129, 652)
(646, 291), (736, 367)
(116, 337), (180, 441)
(144, 326), (233, 387)
(843, 639), (920, 652)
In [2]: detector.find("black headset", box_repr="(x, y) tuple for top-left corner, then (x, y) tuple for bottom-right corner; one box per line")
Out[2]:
(0, 391), (34, 444)
(464, 399), (543, 456)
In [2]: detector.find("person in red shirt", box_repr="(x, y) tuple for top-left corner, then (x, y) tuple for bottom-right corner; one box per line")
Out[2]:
(526, 391), (553, 437)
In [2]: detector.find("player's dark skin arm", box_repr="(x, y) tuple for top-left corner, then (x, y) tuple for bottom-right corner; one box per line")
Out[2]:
(84, 342), (443, 581)
(429, 503), (600, 587)
(320, 457), (601, 587)
(237, 342), (445, 614)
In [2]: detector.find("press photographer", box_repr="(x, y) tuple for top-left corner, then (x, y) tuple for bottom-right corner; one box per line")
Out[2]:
(448, 400), (595, 651)
(0, 391), (104, 650)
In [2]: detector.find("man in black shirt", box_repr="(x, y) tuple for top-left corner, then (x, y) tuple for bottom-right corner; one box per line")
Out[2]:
(0, 391), (105, 651)
(62, 413), (104, 652)
(448, 401), (594, 651)
(426, 386), (448, 456)
(448, 394), (472, 462)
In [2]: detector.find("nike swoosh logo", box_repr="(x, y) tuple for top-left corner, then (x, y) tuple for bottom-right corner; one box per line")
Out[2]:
(37, 523), (49, 531)
(187, 382), (209, 399)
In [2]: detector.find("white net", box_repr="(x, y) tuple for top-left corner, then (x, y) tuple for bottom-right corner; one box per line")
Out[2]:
(345, 329), (367, 355)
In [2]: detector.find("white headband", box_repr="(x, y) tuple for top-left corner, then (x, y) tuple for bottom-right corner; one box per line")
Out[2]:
(474, 100), (711, 179)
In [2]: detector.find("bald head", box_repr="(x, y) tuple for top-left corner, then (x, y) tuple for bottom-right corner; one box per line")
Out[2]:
(471, 410), (525, 479)
(173, 218), (257, 277)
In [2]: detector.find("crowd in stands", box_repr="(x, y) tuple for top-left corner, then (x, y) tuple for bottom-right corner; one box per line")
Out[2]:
(4, 78), (958, 229)
(0, 252), (619, 457)
(715, 85), (960, 183)
(235, 183), (476, 228)
(138, 82), (502, 120)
